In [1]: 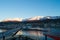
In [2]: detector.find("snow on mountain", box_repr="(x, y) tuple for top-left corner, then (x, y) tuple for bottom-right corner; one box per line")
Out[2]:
(23, 16), (51, 21)
(40, 16), (51, 20)
(40, 16), (60, 20)
(1, 16), (60, 22)
(27, 16), (44, 21)
(2, 18), (23, 22)
(23, 16), (60, 21)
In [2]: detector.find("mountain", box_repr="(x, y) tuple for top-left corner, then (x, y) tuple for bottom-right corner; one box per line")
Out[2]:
(2, 18), (23, 22)
(23, 16), (44, 21)
(23, 16), (60, 21)
(28, 16), (44, 20)
(1, 16), (60, 22)
(23, 16), (51, 21)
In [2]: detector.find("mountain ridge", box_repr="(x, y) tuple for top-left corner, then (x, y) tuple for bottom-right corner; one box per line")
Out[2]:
(0, 16), (60, 22)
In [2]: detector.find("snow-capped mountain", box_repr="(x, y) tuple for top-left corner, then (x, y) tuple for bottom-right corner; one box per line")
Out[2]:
(40, 16), (60, 21)
(49, 16), (60, 19)
(2, 18), (23, 22)
(1, 16), (60, 22)
(28, 16), (44, 20)
(22, 16), (44, 21)
(23, 16), (60, 21)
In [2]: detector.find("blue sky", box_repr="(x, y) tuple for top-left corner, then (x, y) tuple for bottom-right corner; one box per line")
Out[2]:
(0, 0), (60, 20)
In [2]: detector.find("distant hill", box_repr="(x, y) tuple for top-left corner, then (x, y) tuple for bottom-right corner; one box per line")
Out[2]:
(1, 18), (23, 22)
(0, 16), (60, 22)
(23, 16), (60, 21)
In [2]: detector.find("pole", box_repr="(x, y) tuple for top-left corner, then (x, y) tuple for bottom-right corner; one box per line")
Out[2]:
(45, 35), (47, 40)
(3, 36), (5, 40)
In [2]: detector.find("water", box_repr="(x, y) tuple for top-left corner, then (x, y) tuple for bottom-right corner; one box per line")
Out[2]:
(0, 28), (55, 40)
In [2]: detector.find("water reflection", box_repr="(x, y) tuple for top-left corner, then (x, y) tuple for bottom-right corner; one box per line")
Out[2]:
(0, 28), (54, 40)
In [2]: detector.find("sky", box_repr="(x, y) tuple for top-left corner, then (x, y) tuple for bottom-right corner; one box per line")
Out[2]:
(0, 0), (60, 20)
